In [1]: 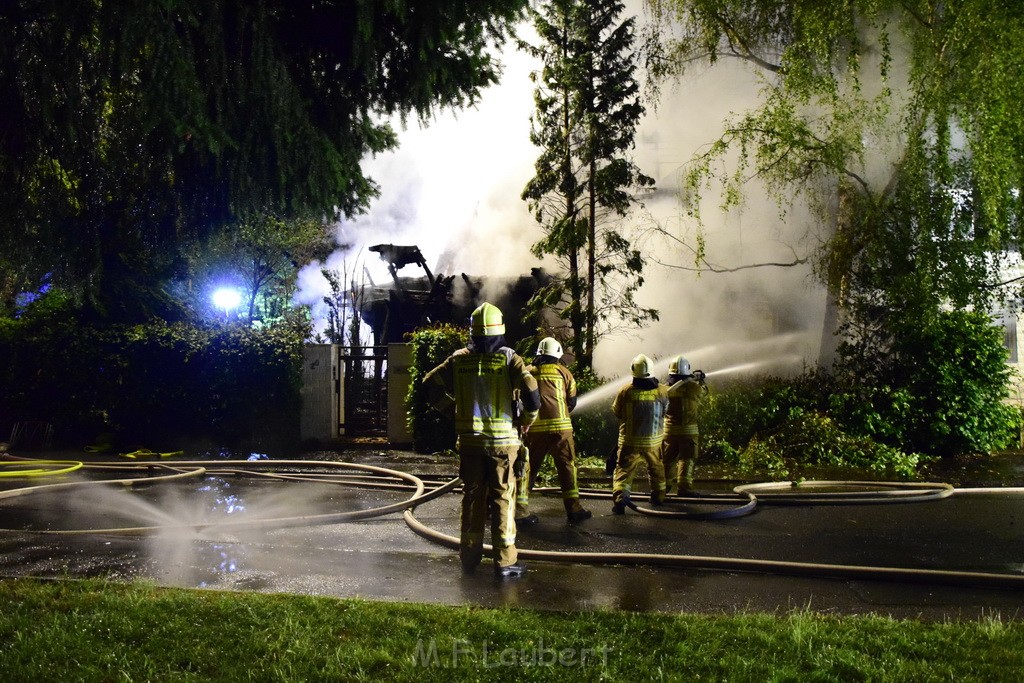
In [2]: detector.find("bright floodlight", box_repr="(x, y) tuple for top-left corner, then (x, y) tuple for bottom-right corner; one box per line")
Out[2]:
(212, 287), (242, 312)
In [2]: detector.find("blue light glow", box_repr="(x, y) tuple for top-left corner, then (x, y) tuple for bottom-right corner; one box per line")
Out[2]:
(212, 287), (242, 312)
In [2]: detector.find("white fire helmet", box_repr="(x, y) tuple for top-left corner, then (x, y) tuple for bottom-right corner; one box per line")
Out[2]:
(669, 355), (691, 376)
(536, 337), (563, 357)
(631, 353), (654, 379)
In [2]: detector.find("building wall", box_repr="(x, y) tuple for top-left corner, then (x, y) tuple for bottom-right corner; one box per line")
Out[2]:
(1003, 311), (1024, 407)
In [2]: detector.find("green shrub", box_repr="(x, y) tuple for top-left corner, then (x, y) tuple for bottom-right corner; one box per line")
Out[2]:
(570, 367), (619, 460)
(700, 373), (830, 460)
(835, 309), (1022, 456)
(734, 411), (924, 480)
(701, 372), (926, 479)
(406, 323), (466, 454)
(0, 290), (305, 451)
(701, 311), (1020, 474)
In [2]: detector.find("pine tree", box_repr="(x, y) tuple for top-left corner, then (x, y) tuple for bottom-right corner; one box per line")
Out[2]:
(521, 0), (656, 370)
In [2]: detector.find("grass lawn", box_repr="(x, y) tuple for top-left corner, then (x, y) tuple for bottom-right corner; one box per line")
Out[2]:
(1, 578), (1022, 681)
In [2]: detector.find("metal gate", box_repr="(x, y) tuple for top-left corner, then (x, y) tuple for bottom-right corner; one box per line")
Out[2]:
(339, 346), (388, 436)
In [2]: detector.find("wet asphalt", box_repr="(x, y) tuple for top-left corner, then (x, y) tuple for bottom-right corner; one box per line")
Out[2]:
(1, 449), (1023, 622)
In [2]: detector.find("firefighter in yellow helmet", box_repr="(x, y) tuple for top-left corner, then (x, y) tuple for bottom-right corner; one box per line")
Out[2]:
(513, 337), (592, 524)
(609, 353), (669, 513)
(663, 355), (708, 495)
(423, 302), (540, 579)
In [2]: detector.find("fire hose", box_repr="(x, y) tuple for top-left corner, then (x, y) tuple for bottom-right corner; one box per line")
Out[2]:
(0, 457), (1023, 590)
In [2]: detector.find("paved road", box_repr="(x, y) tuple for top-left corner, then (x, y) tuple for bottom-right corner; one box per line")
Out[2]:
(1, 450), (1022, 622)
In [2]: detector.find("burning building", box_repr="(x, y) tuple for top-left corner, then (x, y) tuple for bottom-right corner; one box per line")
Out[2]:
(300, 244), (560, 445)
(358, 243), (558, 346)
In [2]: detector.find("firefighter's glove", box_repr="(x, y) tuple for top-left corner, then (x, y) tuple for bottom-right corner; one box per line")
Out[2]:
(604, 453), (617, 476)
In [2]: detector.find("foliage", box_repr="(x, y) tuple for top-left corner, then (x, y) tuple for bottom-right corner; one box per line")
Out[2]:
(183, 213), (334, 325)
(699, 371), (926, 478)
(834, 309), (1022, 457)
(521, 0), (657, 370)
(643, 1), (1024, 379)
(0, 289), (307, 451)
(569, 367), (619, 459)
(703, 315), (1021, 475)
(406, 324), (467, 454)
(645, 0), (1024, 275)
(5, 579), (1024, 681)
(737, 411), (924, 480)
(0, 0), (529, 319)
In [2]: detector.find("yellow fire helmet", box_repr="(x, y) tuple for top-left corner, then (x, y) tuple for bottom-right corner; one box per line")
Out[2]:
(470, 302), (505, 336)
(631, 353), (654, 378)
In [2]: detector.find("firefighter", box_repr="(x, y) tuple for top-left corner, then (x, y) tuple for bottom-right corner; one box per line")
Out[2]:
(609, 353), (669, 513)
(423, 302), (540, 579)
(514, 337), (592, 524)
(663, 355), (708, 495)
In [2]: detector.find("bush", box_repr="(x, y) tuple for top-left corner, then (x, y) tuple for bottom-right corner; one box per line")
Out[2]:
(0, 290), (305, 451)
(406, 324), (466, 454)
(700, 309), (1021, 477)
(700, 372), (926, 479)
(570, 367), (619, 460)
(835, 309), (1022, 456)
(700, 373), (830, 460)
(735, 411), (924, 480)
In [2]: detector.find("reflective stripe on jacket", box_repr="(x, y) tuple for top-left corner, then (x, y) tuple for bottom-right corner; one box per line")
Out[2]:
(425, 346), (538, 448)
(452, 349), (517, 445)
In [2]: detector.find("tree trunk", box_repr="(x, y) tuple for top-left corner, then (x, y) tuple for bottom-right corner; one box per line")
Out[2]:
(562, 52), (585, 365)
(819, 184), (851, 368)
(585, 155), (597, 369)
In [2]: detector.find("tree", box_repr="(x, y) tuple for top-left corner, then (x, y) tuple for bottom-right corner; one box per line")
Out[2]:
(321, 249), (371, 348)
(0, 0), (528, 320)
(643, 0), (1024, 346)
(521, 0), (656, 369)
(642, 1), (1024, 456)
(186, 212), (334, 324)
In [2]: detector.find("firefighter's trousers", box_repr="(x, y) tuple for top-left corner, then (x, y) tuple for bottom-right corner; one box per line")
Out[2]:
(662, 433), (699, 494)
(517, 431), (585, 515)
(612, 444), (667, 505)
(458, 442), (520, 569)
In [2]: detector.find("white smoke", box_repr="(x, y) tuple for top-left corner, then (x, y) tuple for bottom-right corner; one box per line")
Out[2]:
(293, 33), (544, 324)
(295, 7), (830, 377)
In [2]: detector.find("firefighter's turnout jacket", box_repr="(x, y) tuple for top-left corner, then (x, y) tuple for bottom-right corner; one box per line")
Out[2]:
(424, 343), (539, 569)
(663, 375), (706, 493)
(611, 378), (669, 505)
(518, 358), (587, 516)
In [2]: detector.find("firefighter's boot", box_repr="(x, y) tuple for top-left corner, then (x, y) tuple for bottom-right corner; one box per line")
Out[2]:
(565, 498), (591, 522)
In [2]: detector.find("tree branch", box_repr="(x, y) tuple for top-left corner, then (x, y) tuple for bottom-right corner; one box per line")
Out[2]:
(652, 255), (808, 273)
(713, 10), (784, 73)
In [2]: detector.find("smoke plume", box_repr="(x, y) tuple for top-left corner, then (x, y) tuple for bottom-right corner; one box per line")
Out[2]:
(296, 8), (830, 378)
